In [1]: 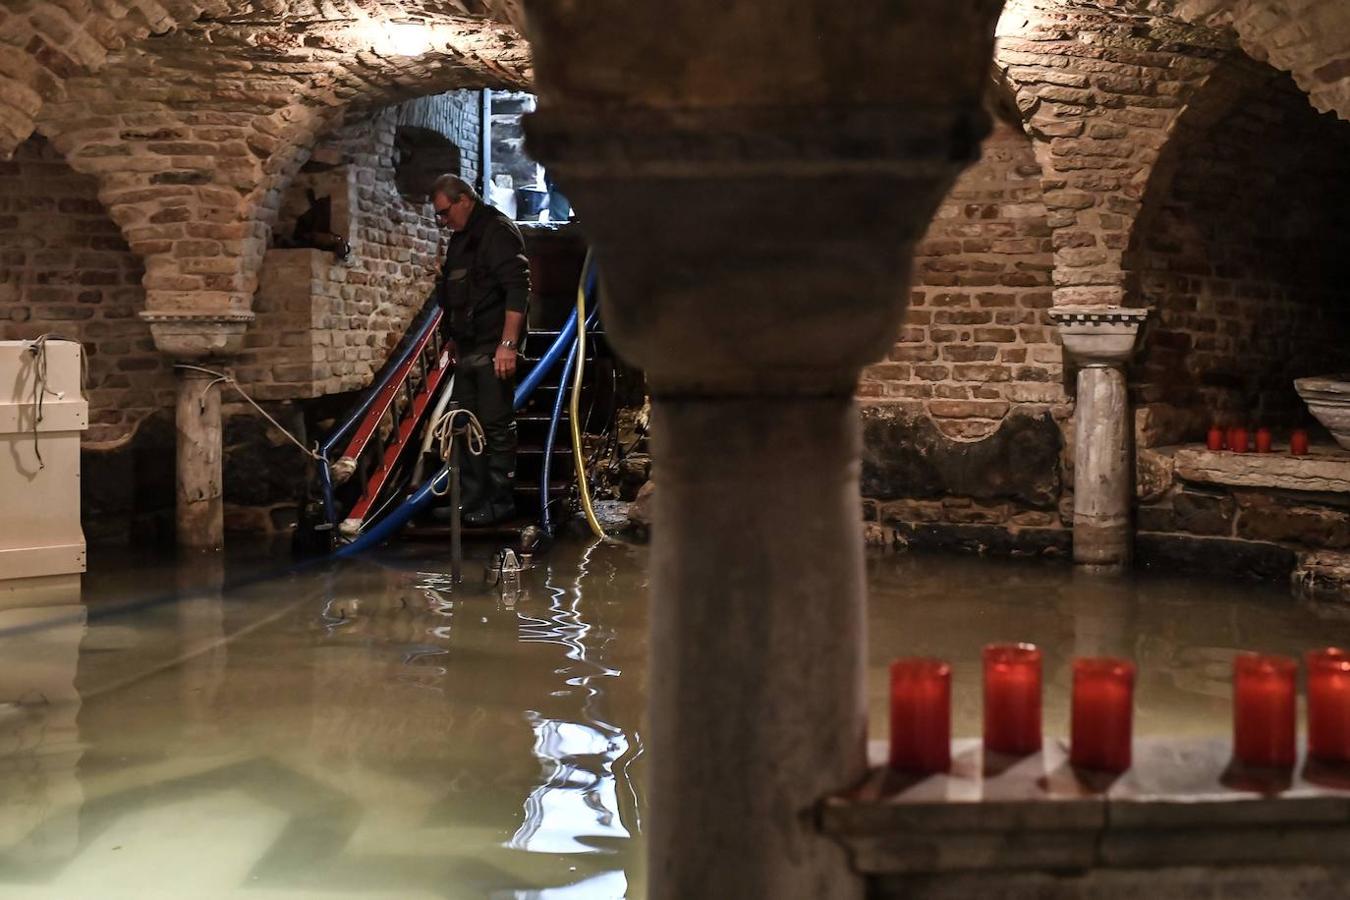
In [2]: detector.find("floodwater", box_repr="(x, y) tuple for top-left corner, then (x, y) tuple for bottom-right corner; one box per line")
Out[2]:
(2, 538), (1348, 898)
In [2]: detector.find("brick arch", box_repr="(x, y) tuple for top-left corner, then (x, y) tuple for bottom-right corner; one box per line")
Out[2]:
(1109, 0), (1350, 122)
(0, 0), (526, 159)
(996, 1), (1228, 308)
(28, 11), (530, 327)
(0, 0), (223, 159)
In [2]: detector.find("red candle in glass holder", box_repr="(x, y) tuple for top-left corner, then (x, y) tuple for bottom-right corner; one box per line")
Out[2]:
(983, 643), (1042, 755)
(1306, 648), (1350, 765)
(889, 658), (952, 774)
(1228, 426), (1249, 453)
(1255, 427), (1272, 453)
(1206, 425), (1224, 451)
(1291, 429), (1310, 456)
(1070, 657), (1136, 773)
(1233, 652), (1297, 769)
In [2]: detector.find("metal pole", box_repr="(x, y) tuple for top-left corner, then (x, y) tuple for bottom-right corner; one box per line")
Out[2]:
(479, 89), (493, 199)
(449, 433), (462, 583)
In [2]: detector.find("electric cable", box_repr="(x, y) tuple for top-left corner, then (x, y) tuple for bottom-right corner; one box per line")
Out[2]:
(570, 250), (605, 539)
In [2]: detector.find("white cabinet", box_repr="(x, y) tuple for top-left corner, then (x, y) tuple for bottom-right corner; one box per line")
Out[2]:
(0, 340), (88, 583)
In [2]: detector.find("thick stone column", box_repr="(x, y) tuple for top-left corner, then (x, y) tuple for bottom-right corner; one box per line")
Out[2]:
(1050, 308), (1148, 570)
(143, 312), (252, 549)
(521, 1), (1006, 894)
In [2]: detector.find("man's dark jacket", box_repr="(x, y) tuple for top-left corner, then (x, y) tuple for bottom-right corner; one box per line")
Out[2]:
(439, 201), (530, 354)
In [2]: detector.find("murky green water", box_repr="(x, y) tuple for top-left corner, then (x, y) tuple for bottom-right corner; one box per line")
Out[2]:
(1, 539), (1347, 898)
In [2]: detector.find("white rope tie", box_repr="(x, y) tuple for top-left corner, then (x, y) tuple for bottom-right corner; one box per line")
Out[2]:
(24, 333), (84, 469)
(173, 364), (324, 463)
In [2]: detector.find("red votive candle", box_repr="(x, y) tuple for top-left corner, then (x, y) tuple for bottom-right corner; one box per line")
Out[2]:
(1228, 426), (1248, 453)
(1306, 648), (1350, 765)
(889, 658), (952, 774)
(1233, 652), (1297, 769)
(1255, 427), (1272, 453)
(1291, 429), (1310, 456)
(1070, 657), (1136, 773)
(983, 643), (1042, 755)
(1206, 425), (1224, 451)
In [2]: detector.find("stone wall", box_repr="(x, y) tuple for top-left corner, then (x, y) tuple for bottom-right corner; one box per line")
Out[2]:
(1131, 74), (1350, 444)
(0, 135), (169, 444)
(859, 117), (1072, 555)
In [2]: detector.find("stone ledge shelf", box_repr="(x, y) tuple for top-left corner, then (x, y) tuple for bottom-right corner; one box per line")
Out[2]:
(822, 738), (1350, 897)
(1170, 444), (1350, 495)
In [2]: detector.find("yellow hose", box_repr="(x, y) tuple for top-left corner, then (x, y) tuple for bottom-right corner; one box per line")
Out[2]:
(571, 250), (605, 539)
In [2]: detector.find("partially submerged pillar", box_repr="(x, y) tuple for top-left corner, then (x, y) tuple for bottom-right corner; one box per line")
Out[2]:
(522, 1), (1006, 895)
(1050, 308), (1148, 570)
(143, 312), (252, 550)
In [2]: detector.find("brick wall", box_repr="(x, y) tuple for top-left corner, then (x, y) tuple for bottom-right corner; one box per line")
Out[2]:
(0, 135), (170, 444)
(236, 103), (453, 401)
(859, 118), (1072, 554)
(1131, 74), (1350, 444)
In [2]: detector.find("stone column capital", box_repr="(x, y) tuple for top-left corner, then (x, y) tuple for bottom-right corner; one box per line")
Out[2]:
(526, 105), (991, 397)
(140, 311), (254, 361)
(1049, 306), (1149, 368)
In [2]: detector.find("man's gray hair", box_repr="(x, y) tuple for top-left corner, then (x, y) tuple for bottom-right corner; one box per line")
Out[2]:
(430, 173), (480, 203)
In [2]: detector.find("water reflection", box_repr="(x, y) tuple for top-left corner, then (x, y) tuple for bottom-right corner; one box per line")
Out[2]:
(507, 542), (641, 864)
(7, 538), (1349, 897)
(0, 578), (85, 871)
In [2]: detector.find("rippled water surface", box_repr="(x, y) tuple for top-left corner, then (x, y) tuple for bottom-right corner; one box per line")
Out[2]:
(2, 538), (1347, 898)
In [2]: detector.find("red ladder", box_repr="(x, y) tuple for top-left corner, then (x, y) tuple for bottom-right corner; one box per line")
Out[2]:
(332, 310), (452, 538)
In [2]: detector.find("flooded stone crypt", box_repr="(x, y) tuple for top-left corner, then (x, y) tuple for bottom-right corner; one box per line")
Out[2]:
(4, 0), (1350, 897)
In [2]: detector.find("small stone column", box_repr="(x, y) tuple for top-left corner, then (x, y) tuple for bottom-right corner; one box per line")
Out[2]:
(1050, 308), (1148, 570)
(174, 368), (224, 550)
(142, 312), (252, 550)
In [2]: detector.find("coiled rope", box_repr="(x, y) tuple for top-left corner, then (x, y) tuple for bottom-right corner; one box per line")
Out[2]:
(428, 406), (486, 498)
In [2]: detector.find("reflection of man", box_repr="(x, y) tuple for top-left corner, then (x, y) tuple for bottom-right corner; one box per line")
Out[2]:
(431, 174), (531, 525)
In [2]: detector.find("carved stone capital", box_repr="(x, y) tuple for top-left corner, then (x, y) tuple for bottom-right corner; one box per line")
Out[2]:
(1049, 307), (1149, 367)
(140, 311), (254, 361)
(525, 105), (992, 396)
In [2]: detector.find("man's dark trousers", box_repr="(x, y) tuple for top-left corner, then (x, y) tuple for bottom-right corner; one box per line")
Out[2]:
(451, 351), (516, 517)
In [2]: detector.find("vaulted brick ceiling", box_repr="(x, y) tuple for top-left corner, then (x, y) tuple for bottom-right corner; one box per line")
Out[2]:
(0, 0), (529, 159)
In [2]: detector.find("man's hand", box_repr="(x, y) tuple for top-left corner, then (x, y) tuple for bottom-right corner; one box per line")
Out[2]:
(444, 338), (457, 366)
(494, 343), (517, 379)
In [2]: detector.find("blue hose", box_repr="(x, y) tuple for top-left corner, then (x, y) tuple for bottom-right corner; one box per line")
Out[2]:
(539, 338), (580, 533)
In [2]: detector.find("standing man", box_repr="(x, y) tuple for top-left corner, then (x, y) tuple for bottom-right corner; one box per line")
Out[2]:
(431, 174), (531, 525)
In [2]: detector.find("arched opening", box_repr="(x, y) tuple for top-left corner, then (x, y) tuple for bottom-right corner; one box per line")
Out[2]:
(0, 135), (177, 542)
(1130, 69), (1350, 446)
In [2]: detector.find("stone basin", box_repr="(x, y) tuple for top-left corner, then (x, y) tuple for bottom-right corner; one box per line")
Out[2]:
(1295, 375), (1350, 450)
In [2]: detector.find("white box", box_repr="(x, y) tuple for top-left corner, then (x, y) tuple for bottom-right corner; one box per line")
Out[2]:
(0, 340), (89, 583)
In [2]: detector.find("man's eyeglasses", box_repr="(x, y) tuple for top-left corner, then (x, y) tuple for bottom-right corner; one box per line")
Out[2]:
(434, 206), (452, 222)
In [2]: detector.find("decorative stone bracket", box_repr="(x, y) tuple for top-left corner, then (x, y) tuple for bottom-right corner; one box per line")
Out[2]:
(1049, 307), (1150, 367)
(140, 311), (255, 361)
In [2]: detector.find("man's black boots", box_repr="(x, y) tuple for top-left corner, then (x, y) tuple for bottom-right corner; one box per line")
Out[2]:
(463, 454), (516, 526)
